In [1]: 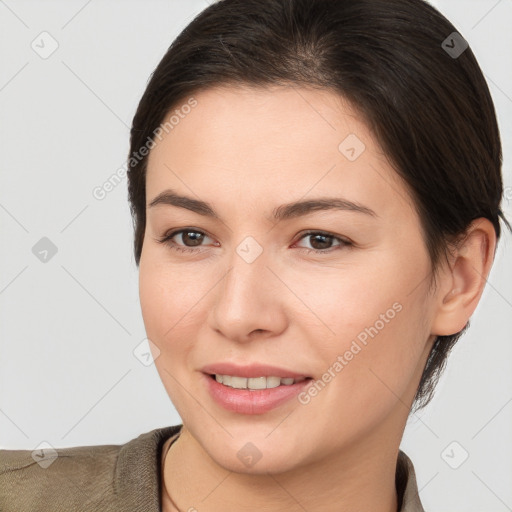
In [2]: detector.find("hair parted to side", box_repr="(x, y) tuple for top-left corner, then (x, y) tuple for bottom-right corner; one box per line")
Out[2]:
(127, 0), (511, 412)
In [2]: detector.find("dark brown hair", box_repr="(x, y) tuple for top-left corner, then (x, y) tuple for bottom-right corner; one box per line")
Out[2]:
(127, 0), (510, 412)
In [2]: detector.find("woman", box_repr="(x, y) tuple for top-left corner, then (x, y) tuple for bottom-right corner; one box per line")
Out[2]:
(1, 0), (509, 510)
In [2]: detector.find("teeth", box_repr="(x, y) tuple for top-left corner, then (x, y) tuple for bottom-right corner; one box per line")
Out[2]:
(231, 376), (247, 389)
(263, 376), (282, 389)
(248, 376), (269, 389)
(214, 374), (306, 390)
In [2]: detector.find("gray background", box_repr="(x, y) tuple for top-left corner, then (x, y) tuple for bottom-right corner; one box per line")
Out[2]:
(0, 1), (510, 510)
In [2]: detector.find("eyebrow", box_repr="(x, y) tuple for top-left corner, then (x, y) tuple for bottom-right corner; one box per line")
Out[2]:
(148, 188), (378, 222)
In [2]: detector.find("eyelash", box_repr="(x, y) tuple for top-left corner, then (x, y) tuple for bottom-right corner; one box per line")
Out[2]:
(156, 228), (352, 255)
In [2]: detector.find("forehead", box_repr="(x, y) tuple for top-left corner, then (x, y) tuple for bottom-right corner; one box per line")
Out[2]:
(145, 85), (414, 219)
(149, 84), (369, 165)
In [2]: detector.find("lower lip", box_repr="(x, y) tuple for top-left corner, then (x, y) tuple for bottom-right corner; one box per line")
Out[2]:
(203, 373), (312, 415)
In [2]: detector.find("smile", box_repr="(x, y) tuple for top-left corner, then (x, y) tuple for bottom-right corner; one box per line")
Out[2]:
(212, 374), (310, 390)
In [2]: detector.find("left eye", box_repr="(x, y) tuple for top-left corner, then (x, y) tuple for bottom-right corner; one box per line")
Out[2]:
(156, 229), (351, 254)
(294, 231), (351, 253)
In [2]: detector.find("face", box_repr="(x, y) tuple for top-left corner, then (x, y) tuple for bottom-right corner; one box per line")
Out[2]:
(139, 85), (439, 474)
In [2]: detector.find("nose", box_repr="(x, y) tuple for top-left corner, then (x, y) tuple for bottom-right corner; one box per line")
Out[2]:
(208, 246), (288, 343)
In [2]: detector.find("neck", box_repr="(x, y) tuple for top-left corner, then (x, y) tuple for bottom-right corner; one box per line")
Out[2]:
(162, 424), (402, 512)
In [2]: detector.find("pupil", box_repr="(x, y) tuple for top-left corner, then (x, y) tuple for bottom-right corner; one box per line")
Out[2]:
(185, 231), (203, 246)
(311, 234), (331, 250)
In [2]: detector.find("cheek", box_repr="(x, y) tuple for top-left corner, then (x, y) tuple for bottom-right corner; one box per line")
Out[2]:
(138, 251), (209, 407)
(297, 251), (431, 415)
(139, 248), (214, 352)
(285, 252), (409, 345)
(299, 306), (425, 446)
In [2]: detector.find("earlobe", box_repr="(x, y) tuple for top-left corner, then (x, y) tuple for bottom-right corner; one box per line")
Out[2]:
(431, 218), (497, 336)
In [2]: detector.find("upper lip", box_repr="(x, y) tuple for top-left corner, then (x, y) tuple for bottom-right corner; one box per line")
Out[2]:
(201, 362), (311, 379)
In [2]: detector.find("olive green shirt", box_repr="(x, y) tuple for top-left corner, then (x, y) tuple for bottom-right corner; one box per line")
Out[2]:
(0, 424), (426, 511)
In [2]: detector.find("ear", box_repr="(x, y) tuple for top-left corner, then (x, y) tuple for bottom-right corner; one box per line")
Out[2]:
(430, 218), (497, 336)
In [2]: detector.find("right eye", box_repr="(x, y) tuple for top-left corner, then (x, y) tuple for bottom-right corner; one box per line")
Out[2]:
(156, 228), (218, 254)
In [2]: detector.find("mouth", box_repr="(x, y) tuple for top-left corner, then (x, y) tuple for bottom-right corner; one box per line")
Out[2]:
(207, 373), (313, 391)
(203, 372), (314, 414)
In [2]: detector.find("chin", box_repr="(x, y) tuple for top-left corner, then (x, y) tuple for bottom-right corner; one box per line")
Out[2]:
(212, 444), (304, 476)
(189, 425), (310, 476)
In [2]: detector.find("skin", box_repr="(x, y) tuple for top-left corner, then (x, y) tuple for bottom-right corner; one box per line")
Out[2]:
(138, 85), (496, 512)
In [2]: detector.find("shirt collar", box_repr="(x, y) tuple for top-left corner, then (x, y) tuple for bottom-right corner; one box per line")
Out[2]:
(397, 449), (426, 512)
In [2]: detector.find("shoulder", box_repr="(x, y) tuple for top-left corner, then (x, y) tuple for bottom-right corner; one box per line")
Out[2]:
(0, 443), (120, 511)
(0, 424), (182, 512)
